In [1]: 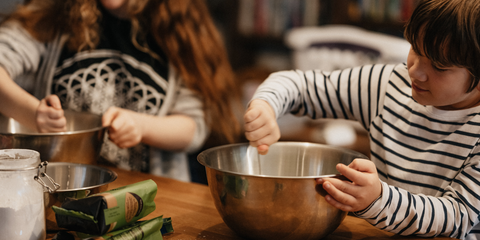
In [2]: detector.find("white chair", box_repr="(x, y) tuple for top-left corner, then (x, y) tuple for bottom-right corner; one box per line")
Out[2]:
(285, 25), (411, 71)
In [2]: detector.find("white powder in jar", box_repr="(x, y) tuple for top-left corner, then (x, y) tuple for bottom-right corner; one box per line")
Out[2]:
(0, 199), (46, 240)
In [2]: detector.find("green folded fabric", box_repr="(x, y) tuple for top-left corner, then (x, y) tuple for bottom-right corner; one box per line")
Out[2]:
(52, 216), (174, 240)
(53, 179), (157, 236)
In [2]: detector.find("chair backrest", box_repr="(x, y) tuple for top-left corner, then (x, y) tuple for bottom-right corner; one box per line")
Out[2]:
(285, 25), (411, 71)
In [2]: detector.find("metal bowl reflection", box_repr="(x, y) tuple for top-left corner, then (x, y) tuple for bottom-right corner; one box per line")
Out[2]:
(197, 142), (368, 240)
(0, 110), (106, 164)
(42, 162), (117, 231)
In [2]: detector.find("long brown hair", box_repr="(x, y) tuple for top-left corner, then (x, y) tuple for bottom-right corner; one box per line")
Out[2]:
(5, 0), (241, 144)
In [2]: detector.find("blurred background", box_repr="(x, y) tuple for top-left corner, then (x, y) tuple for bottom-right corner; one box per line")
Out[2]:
(205, 0), (415, 152)
(0, 0), (22, 16)
(0, 0), (417, 183)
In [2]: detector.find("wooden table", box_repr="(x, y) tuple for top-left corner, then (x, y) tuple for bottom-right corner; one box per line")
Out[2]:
(48, 166), (454, 240)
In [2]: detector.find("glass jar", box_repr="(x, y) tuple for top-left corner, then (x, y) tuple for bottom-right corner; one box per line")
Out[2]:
(0, 149), (58, 240)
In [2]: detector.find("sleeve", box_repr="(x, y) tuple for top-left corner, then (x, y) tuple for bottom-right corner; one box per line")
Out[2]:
(168, 81), (208, 153)
(0, 20), (45, 80)
(356, 149), (480, 239)
(252, 64), (395, 130)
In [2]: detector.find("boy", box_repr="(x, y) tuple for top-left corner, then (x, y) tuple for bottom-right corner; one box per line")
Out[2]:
(244, 0), (480, 239)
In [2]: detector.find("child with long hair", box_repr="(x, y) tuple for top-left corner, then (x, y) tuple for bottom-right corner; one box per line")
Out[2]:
(0, 0), (240, 181)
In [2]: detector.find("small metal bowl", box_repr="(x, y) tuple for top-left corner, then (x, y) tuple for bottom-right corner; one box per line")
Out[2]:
(42, 162), (117, 231)
(0, 110), (106, 165)
(197, 142), (368, 240)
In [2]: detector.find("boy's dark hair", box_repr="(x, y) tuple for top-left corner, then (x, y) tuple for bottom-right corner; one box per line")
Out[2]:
(404, 0), (480, 92)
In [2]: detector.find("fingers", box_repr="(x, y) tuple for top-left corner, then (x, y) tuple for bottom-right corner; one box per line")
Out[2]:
(243, 103), (261, 124)
(102, 107), (142, 148)
(317, 177), (358, 212)
(337, 159), (377, 186)
(108, 126), (140, 148)
(243, 100), (280, 154)
(36, 95), (66, 132)
(257, 144), (269, 155)
(45, 95), (62, 110)
(322, 180), (357, 212)
(37, 119), (66, 132)
(315, 159), (382, 212)
(346, 158), (377, 173)
(38, 95), (64, 120)
(246, 128), (279, 148)
(102, 107), (119, 127)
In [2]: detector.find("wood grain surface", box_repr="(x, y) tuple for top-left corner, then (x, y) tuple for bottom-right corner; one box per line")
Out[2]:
(47, 166), (454, 240)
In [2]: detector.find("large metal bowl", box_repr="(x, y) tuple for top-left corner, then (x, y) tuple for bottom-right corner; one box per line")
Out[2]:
(197, 142), (368, 240)
(0, 110), (106, 164)
(42, 162), (117, 231)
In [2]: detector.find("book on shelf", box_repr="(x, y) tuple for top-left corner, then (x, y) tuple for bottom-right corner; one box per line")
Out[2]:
(237, 0), (418, 38)
(356, 0), (418, 23)
(238, 0), (320, 37)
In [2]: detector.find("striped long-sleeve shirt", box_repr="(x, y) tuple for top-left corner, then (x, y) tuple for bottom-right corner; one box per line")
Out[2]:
(252, 63), (480, 240)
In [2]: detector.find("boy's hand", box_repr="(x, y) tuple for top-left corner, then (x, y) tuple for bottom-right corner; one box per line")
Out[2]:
(102, 107), (142, 149)
(36, 95), (66, 133)
(243, 99), (280, 155)
(316, 158), (382, 212)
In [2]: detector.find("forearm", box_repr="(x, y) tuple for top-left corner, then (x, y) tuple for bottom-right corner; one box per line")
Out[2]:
(356, 181), (470, 239)
(252, 70), (305, 119)
(252, 65), (394, 126)
(137, 113), (197, 151)
(0, 21), (46, 126)
(0, 67), (39, 130)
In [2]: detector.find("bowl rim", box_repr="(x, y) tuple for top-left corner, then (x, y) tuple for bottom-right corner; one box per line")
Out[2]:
(0, 110), (106, 136)
(45, 162), (118, 192)
(197, 141), (369, 179)
(0, 126), (106, 136)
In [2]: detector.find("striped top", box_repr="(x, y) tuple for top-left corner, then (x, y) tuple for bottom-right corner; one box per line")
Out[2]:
(252, 63), (480, 240)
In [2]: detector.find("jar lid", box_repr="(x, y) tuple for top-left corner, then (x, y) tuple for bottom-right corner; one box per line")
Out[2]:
(0, 149), (40, 170)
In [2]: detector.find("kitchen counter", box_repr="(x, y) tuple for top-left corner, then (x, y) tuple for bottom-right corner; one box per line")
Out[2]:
(47, 166), (454, 240)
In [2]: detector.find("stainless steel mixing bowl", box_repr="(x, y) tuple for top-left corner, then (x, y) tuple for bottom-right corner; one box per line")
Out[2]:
(0, 110), (106, 164)
(42, 162), (118, 231)
(197, 142), (369, 240)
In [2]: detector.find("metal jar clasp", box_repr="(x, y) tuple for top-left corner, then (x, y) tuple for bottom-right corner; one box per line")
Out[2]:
(34, 161), (60, 193)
